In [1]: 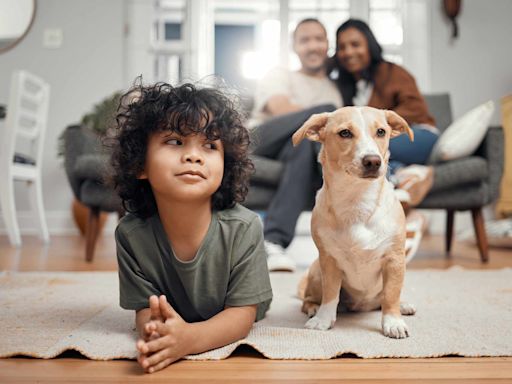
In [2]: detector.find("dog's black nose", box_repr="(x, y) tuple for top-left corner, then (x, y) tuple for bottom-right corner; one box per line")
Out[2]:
(362, 155), (381, 172)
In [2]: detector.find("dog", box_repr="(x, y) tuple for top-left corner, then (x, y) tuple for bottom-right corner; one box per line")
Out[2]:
(293, 106), (416, 339)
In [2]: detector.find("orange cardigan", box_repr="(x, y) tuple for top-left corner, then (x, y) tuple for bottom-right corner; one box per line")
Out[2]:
(368, 62), (436, 127)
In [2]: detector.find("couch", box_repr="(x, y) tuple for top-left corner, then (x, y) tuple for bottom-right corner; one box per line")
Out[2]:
(61, 124), (122, 262)
(243, 94), (505, 262)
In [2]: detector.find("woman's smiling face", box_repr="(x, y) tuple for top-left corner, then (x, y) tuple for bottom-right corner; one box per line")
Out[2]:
(336, 27), (371, 77)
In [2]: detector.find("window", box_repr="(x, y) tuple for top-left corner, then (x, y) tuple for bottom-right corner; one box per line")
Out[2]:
(150, 0), (428, 89)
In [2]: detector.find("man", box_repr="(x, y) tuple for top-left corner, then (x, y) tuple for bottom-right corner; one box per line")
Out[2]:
(249, 19), (342, 272)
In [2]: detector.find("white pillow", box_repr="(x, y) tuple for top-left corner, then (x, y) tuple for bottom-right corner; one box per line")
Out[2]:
(430, 100), (495, 162)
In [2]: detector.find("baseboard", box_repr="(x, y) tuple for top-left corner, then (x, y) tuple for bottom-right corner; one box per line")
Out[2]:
(0, 210), (118, 236)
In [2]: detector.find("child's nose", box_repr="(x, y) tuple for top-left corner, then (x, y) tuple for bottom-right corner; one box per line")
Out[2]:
(183, 152), (203, 164)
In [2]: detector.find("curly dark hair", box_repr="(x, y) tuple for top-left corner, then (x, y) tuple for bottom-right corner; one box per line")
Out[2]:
(108, 80), (253, 219)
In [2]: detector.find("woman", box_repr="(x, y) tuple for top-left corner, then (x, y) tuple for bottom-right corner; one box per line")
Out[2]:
(328, 19), (438, 206)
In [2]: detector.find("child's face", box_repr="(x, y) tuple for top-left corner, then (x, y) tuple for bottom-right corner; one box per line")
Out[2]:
(140, 131), (224, 205)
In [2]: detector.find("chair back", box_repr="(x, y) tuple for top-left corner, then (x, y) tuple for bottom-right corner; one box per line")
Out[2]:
(424, 93), (452, 132)
(1, 70), (50, 174)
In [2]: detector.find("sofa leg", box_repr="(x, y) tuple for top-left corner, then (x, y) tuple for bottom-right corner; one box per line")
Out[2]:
(471, 208), (489, 263)
(446, 210), (455, 256)
(85, 207), (101, 262)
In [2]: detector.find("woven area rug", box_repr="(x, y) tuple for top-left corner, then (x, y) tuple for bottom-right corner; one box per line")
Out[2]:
(1, 267), (511, 360)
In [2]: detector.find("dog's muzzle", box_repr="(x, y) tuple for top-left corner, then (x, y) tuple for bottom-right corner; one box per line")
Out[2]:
(361, 155), (381, 178)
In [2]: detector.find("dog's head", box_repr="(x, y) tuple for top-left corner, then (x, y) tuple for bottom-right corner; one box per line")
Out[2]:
(292, 106), (414, 179)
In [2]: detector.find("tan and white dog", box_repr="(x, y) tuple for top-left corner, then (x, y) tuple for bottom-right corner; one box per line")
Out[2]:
(293, 106), (416, 339)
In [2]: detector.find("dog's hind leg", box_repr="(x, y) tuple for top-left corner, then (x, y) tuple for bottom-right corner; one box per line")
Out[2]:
(400, 302), (416, 316)
(300, 260), (322, 317)
(302, 299), (320, 317)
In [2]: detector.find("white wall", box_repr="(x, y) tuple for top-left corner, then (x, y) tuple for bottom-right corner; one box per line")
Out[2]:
(1, 0), (511, 237)
(0, 0), (125, 234)
(429, 0), (512, 125)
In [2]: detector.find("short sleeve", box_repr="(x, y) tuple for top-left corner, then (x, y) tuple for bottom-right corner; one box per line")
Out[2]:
(225, 217), (273, 321)
(115, 226), (160, 311)
(252, 67), (291, 115)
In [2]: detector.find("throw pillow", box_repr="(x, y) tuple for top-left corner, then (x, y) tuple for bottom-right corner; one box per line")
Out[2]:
(430, 100), (495, 162)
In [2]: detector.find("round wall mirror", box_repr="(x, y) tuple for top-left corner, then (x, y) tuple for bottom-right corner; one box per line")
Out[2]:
(0, 0), (36, 54)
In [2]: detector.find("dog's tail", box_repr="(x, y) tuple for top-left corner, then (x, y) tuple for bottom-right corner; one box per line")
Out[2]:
(296, 270), (309, 300)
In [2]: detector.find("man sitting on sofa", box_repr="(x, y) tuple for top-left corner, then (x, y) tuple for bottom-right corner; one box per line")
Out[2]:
(249, 18), (341, 272)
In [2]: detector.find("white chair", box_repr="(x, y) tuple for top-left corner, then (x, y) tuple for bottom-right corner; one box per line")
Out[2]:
(0, 70), (50, 246)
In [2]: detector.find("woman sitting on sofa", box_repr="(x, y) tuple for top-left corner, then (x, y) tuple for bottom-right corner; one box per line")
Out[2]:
(328, 18), (439, 206)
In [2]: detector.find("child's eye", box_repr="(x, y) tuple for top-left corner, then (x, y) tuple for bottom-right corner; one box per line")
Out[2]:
(204, 142), (217, 150)
(166, 138), (182, 145)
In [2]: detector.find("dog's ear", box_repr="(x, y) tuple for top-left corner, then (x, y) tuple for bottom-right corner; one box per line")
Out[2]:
(385, 110), (414, 141)
(292, 112), (330, 146)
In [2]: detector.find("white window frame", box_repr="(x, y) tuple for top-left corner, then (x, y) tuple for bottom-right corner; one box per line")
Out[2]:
(149, 0), (430, 90)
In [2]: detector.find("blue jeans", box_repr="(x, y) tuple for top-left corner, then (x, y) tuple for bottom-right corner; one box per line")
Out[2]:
(388, 124), (439, 175)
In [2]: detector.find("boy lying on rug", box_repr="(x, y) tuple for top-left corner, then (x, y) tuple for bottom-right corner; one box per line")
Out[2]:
(109, 80), (273, 373)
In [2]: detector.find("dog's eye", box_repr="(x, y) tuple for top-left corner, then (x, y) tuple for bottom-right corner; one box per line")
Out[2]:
(339, 129), (353, 138)
(376, 128), (386, 137)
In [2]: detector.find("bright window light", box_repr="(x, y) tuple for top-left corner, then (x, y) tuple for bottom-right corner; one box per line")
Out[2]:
(240, 19), (280, 80)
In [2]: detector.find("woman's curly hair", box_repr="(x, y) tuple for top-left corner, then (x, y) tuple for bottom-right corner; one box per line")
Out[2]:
(108, 80), (253, 219)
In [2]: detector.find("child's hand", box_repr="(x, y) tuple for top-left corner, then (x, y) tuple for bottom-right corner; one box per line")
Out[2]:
(141, 295), (165, 342)
(137, 296), (193, 373)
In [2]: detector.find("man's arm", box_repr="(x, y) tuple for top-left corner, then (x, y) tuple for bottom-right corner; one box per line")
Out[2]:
(264, 94), (303, 117)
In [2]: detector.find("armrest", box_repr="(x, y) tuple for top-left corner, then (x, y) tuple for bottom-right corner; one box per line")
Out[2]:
(478, 126), (504, 201)
(430, 126), (504, 197)
(73, 153), (111, 182)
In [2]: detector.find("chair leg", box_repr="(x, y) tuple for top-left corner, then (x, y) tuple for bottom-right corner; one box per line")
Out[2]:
(0, 175), (21, 246)
(27, 178), (50, 243)
(445, 209), (455, 256)
(471, 207), (489, 263)
(85, 207), (101, 262)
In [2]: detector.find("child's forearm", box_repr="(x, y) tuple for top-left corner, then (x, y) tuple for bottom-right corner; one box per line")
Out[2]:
(185, 305), (257, 355)
(135, 308), (152, 337)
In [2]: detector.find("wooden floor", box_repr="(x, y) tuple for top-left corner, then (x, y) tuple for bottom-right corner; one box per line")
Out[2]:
(1, 232), (511, 383)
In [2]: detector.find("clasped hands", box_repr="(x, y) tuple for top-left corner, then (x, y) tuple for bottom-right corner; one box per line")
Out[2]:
(137, 295), (193, 373)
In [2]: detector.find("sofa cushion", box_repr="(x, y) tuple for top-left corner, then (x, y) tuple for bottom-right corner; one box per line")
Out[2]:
(429, 100), (494, 162)
(249, 155), (284, 187)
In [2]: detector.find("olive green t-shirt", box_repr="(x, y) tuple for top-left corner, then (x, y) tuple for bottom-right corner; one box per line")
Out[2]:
(115, 204), (272, 322)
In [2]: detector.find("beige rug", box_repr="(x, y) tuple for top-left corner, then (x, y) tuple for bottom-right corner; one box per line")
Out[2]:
(1, 267), (511, 360)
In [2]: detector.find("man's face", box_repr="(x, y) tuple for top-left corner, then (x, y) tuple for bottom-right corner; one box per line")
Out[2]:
(139, 131), (224, 205)
(293, 21), (329, 74)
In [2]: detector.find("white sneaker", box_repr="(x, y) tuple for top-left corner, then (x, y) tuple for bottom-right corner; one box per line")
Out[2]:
(404, 211), (427, 264)
(264, 241), (296, 272)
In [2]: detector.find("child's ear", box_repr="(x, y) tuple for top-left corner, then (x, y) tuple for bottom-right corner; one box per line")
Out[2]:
(137, 171), (148, 179)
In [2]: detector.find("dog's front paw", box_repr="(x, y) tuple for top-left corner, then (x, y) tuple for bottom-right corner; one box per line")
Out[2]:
(382, 315), (409, 338)
(305, 315), (333, 330)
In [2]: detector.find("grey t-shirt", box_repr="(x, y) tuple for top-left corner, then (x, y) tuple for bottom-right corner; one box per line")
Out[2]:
(115, 204), (272, 322)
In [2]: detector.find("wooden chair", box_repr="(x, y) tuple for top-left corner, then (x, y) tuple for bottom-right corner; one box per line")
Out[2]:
(0, 70), (50, 246)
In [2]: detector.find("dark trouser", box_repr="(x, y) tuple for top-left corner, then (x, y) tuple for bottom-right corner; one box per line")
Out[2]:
(252, 104), (336, 248)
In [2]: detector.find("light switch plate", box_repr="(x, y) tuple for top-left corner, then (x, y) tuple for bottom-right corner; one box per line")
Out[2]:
(43, 28), (63, 49)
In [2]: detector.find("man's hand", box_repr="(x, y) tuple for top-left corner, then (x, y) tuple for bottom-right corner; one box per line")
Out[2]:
(136, 295), (193, 373)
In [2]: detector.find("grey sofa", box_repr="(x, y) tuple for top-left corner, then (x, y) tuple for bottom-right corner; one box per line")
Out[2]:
(243, 94), (504, 262)
(61, 124), (122, 262)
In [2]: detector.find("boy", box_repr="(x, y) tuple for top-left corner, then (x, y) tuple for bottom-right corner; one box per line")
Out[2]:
(110, 81), (272, 373)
